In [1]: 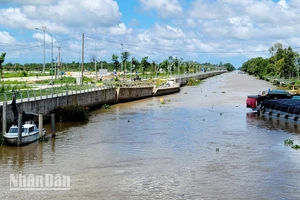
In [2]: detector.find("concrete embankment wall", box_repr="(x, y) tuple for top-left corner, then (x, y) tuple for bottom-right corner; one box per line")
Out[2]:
(0, 71), (226, 123)
(1, 88), (116, 122)
(116, 87), (154, 102)
(153, 87), (180, 96)
(179, 71), (225, 86)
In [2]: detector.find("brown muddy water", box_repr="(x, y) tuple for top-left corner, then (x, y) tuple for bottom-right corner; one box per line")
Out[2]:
(1, 71), (300, 200)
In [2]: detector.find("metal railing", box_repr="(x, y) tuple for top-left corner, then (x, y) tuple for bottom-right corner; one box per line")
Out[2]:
(0, 83), (116, 105)
(0, 71), (226, 105)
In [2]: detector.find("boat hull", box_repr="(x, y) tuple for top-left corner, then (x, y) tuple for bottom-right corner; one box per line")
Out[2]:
(4, 131), (45, 146)
(257, 98), (300, 122)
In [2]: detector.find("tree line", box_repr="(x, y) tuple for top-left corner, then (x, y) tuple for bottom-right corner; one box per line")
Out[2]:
(240, 43), (300, 79)
(0, 51), (235, 75)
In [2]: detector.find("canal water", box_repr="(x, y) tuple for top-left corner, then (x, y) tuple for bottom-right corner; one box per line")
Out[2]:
(1, 71), (300, 199)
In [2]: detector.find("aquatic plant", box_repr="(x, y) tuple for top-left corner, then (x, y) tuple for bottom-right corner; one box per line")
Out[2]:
(38, 135), (49, 142)
(101, 104), (111, 109)
(0, 135), (5, 145)
(284, 139), (294, 146)
(187, 79), (203, 86)
(291, 144), (300, 150)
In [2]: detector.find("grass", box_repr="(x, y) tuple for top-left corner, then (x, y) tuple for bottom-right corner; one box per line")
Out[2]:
(0, 84), (32, 92)
(4, 72), (48, 78)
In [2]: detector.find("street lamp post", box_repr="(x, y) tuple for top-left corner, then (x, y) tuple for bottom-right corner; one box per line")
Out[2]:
(130, 58), (133, 81)
(94, 43), (97, 85)
(35, 27), (53, 83)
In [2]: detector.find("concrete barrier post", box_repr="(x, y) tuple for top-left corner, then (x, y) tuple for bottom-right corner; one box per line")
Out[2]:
(51, 113), (56, 137)
(2, 101), (6, 134)
(38, 114), (43, 138)
(17, 113), (23, 146)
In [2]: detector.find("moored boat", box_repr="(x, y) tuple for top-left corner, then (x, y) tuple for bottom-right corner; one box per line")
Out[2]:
(4, 122), (46, 146)
(246, 89), (292, 111)
(246, 89), (300, 122)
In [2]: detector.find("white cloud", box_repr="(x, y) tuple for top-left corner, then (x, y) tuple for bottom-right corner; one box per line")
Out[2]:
(109, 23), (132, 35)
(138, 30), (153, 44)
(3, 0), (300, 67)
(0, 0), (56, 5)
(278, 0), (288, 8)
(152, 23), (185, 39)
(0, 0), (122, 34)
(0, 31), (16, 44)
(139, 0), (183, 18)
(32, 33), (57, 44)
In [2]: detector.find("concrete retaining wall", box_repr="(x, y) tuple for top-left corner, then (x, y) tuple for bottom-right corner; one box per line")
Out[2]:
(179, 71), (225, 86)
(116, 87), (154, 102)
(0, 71), (226, 124)
(153, 86), (180, 96)
(0, 88), (116, 122)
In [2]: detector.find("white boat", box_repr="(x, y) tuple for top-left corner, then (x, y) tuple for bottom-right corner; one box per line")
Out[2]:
(4, 122), (46, 146)
(166, 78), (180, 87)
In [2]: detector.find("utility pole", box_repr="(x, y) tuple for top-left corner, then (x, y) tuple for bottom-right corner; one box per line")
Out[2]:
(121, 43), (124, 80)
(130, 58), (133, 81)
(94, 43), (97, 84)
(81, 33), (84, 85)
(43, 26), (46, 73)
(58, 46), (61, 79)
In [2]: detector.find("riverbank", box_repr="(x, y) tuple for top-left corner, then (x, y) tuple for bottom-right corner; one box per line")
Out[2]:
(0, 71), (226, 130)
(2, 71), (300, 199)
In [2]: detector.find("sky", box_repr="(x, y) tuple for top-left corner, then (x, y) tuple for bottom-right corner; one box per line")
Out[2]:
(0, 0), (300, 68)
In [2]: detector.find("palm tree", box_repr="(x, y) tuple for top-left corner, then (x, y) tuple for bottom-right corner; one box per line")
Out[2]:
(112, 54), (119, 73)
(121, 51), (131, 79)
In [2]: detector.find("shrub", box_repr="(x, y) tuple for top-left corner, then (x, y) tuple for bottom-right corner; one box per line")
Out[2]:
(54, 105), (90, 122)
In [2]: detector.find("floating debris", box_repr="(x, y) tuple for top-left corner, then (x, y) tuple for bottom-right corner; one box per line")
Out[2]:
(160, 98), (165, 104)
(216, 148), (219, 152)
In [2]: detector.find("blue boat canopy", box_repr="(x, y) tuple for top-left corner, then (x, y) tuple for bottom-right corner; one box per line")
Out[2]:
(268, 90), (290, 95)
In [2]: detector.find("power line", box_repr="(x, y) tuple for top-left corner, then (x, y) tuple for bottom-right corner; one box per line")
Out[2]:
(0, 36), (81, 52)
(85, 35), (273, 54)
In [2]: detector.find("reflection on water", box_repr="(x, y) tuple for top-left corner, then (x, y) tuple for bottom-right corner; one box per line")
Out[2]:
(1, 72), (300, 199)
(246, 112), (300, 134)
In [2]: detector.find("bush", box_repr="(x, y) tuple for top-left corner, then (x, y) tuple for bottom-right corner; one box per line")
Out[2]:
(54, 105), (90, 122)
(187, 79), (203, 86)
